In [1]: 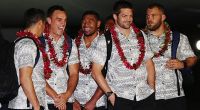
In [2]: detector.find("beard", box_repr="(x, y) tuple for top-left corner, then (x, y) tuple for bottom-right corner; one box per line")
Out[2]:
(147, 21), (162, 31)
(83, 30), (96, 37)
(117, 21), (131, 29)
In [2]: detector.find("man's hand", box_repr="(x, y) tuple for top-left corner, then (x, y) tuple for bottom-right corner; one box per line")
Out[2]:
(54, 93), (69, 110)
(108, 93), (115, 106)
(73, 100), (81, 110)
(166, 59), (184, 70)
(84, 99), (96, 110)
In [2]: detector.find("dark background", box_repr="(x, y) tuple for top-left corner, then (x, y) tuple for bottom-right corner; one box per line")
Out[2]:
(0, 0), (199, 109)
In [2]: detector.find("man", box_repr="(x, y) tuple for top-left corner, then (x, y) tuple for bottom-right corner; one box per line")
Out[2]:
(73, 10), (106, 110)
(44, 5), (79, 110)
(92, 1), (155, 110)
(8, 8), (46, 110)
(145, 3), (197, 110)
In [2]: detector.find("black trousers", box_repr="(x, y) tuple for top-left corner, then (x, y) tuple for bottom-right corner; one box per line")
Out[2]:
(80, 106), (106, 110)
(8, 106), (44, 110)
(155, 96), (187, 110)
(108, 93), (155, 110)
(48, 102), (73, 110)
(1, 102), (9, 110)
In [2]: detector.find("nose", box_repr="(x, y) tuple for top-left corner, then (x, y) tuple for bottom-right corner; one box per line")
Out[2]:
(83, 20), (90, 27)
(146, 15), (152, 23)
(61, 19), (66, 26)
(127, 16), (133, 22)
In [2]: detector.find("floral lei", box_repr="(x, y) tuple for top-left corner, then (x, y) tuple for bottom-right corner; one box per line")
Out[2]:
(44, 25), (69, 67)
(16, 31), (52, 79)
(153, 22), (171, 57)
(75, 30), (92, 75)
(110, 23), (145, 70)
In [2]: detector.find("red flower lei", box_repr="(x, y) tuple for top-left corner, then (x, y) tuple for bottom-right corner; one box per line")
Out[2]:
(110, 23), (145, 70)
(44, 25), (69, 67)
(75, 30), (92, 75)
(153, 22), (171, 57)
(16, 31), (52, 79)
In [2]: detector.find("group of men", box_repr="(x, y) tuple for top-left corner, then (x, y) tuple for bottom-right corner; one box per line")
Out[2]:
(1, 0), (197, 110)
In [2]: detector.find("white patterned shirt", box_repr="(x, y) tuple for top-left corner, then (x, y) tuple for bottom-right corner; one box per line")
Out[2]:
(73, 34), (106, 107)
(45, 35), (79, 104)
(147, 31), (196, 100)
(92, 27), (154, 101)
(9, 38), (47, 109)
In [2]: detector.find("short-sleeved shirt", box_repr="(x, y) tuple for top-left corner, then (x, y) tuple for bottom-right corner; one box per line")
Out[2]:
(147, 31), (196, 100)
(9, 38), (47, 109)
(45, 35), (79, 104)
(73, 34), (106, 107)
(92, 27), (154, 101)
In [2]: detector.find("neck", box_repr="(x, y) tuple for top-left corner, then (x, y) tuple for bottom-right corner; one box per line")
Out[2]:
(151, 23), (165, 37)
(84, 32), (98, 48)
(116, 25), (131, 37)
(50, 31), (62, 42)
(25, 26), (39, 38)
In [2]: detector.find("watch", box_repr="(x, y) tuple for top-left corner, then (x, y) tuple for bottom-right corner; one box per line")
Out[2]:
(105, 91), (113, 98)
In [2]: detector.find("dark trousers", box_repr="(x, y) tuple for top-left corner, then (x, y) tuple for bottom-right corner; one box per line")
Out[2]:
(108, 93), (155, 110)
(1, 102), (9, 110)
(8, 106), (44, 110)
(80, 106), (106, 110)
(48, 102), (73, 110)
(95, 106), (106, 110)
(155, 96), (187, 110)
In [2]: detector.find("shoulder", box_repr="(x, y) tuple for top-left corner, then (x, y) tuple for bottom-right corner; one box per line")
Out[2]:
(15, 38), (37, 51)
(172, 31), (189, 41)
(95, 34), (106, 46)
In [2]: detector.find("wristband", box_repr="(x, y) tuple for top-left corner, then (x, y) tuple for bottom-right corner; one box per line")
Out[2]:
(105, 91), (113, 98)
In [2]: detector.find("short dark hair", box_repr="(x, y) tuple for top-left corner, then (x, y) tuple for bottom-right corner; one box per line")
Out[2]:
(47, 5), (67, 17)
(24, 8), (45, 28)
(81, 10), (100, 21)
(147, 3), (166, 14)
(113, 0), (133, 15)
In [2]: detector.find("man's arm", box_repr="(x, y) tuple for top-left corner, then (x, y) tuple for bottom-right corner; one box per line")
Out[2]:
(46, 81), (67, 110)
(58, 63), (79, 102)
(19, 67), (40, 110)
(84, 87), (104, 110)
(46, 82), (57, 100)
(91, 63), (115, 105)
(166, 56), (198, 70)
(145, 59), (155, 90)
(182, 56), (198, 68)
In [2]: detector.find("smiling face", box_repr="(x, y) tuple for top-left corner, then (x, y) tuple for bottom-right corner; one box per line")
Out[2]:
(81, 14), (100, 37)
(146, 7), (166, 31)
(114, 8), (133, 29)
(47, 10), (67, 38)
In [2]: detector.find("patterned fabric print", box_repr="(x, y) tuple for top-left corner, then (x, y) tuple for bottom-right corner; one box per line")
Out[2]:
(9, 39), (47, 109)
(147, 31), (196, 100)
(92, 27), (154, 101)
(46, 35), (79, 104)
(74, 35), (106, 107)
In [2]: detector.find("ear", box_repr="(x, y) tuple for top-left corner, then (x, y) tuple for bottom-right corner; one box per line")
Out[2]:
(47, 17), (51, 24)
(97, 20), (101, 28)
(113, 14), (117, 22)
(162, 14), (166, 22)
(36, 20), (43, 28)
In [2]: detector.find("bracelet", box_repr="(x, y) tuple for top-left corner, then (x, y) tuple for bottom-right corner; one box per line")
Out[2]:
(105, 91), (113, 98)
